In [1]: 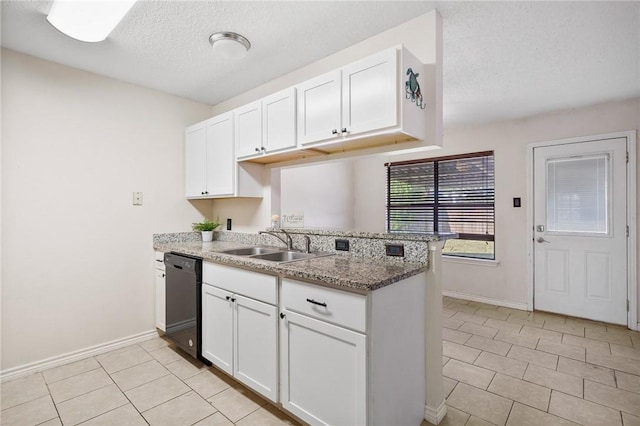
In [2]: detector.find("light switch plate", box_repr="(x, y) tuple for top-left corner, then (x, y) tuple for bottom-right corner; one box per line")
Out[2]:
(133, 192), (143, 206)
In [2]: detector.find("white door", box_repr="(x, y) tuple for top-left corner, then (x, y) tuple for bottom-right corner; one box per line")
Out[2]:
(233, 295), (278, 402)
(184, 121), (207, 197)
(533, 137), (628, 324)
(201, 284), (234, 374)
(235, 100), (262, 158)
(341, 47), (397, 137)
(206, 113), (235, 197)
(296, 69), (342, 146)
(262, 87), (297, 153)
(280, 310), (366, 426)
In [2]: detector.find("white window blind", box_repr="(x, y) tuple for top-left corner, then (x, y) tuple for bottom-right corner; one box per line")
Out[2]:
(546, 154), (609, 234)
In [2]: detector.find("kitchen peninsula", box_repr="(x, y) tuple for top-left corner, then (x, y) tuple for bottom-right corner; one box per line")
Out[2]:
(154, 229), (451, 425)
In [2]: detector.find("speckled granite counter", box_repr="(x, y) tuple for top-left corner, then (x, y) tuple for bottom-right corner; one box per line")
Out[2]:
(153, 239), (430, 292)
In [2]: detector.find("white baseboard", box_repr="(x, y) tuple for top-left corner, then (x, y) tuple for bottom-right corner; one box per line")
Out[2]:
(424, 399), (447, 425)
(0, 329), (158, 382)
(443, 290), (528, 311)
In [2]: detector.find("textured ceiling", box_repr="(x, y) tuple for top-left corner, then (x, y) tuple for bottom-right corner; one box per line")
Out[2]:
(2, 1), (639, 126)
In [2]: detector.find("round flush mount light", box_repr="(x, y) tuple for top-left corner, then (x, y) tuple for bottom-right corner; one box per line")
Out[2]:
(208, 32), (251, 59)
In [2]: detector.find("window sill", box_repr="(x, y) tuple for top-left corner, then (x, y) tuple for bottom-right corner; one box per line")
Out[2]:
(442, 256), (500, 268)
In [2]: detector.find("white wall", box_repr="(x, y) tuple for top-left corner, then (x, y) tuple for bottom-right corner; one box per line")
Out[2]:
(280, 162), (355, 229)
(1, 49), (212, 371)
(210, 12), (440, 230)
(353, 97), (640, 317)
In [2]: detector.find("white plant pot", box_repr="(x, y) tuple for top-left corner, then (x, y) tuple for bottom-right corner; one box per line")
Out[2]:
(201, 231), (214, 242)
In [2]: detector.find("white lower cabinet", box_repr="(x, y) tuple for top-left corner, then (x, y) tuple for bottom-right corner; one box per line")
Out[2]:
(234, 294), (277, 400)
(201, 263), (278, 402)
(280, 310), (366, 426)
(280, 276), (426, 426)
(201, 285), (234, 374)
(201, 262), (425, 425)
(154, 251), (166, 332)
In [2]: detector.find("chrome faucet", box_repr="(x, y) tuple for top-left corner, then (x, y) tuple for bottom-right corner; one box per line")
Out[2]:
(259, 230), (293, 250)
(303, 235), (311, 253)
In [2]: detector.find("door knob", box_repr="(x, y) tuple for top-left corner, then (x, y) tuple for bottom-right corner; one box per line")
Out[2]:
(537, 237), (550, 243)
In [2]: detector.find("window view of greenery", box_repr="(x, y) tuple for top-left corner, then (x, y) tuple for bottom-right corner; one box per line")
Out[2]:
(386, 152), (495, 260)
(443, 239), (494, 259)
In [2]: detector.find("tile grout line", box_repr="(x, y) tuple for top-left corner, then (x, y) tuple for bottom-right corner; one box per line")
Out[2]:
(43, 361), (103, 386)
(40, 374), (61, 426)
(100, 363), (151, 425)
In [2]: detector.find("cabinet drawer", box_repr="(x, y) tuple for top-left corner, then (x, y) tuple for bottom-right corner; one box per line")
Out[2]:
(203, 262), (277, 305)
(281, 278), (366, 332)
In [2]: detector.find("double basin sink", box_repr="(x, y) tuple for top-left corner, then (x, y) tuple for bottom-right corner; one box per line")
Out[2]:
(216, 246), (333, 264)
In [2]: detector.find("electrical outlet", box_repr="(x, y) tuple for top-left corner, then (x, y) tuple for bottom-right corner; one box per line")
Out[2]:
(335, 239), (350, 251)
(385, 243), (404, 257)
(133, 192), (143, 206)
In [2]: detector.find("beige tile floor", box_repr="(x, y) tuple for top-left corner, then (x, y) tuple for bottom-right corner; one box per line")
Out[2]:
(1, 337), (300, 426)
(429, 296), (640, 426)
(2, 296), (640, 426)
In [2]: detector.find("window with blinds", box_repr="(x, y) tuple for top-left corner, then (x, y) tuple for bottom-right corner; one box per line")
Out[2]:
(386, 151), (495, 259)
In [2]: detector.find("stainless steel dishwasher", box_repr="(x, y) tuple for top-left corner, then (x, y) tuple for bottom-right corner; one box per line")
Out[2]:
(164, 252), (207, 363)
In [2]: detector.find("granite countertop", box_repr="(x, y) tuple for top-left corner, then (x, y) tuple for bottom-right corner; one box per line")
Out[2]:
(153, 241), (427, 292)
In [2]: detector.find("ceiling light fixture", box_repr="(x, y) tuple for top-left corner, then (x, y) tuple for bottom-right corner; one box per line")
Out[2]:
(47, 0), (137, 43)
(208, 32), (251, 59)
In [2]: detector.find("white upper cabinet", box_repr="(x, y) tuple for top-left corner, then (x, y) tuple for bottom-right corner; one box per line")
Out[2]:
(341, 48), (397, 137)
(206, 112), (235, 197)
(192, 45), (435, 167)
(296, 46), (427, 153)
(235, 101), (263, 158)
(185, 113), (263, 199)
(185, 114), (234, 197)
(262, 88), (297, 153)
(235, 88), (297, 161)
(297, 50), (398, 147)
(185, 121), (207, 197)
(296, 70), (342, 145)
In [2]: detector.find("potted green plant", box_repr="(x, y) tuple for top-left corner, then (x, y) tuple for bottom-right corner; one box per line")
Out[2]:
(192, 218), (220, 242)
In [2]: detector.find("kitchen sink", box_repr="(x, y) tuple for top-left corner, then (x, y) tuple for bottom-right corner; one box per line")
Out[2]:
(216, 246), (333, 264)
(251, 251), (321, 263)
(218, 247), (282, 256)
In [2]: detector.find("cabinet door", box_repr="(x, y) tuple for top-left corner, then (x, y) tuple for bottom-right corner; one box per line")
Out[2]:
(205, 112), (235, 196)
(201, 284), (234, 375)
(342, 48), (397, 136)
(296, 70), (341, 146)
(280, 310), (366, 426)
(235, 101), (262, 158)
(233, 295), (278, 402)
(185, 121), (207, 197)
(262, 88), (296, 153)
(155, 268), (166, 331)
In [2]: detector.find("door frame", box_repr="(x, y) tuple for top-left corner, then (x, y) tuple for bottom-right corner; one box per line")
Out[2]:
(526, 130), (637, 330)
